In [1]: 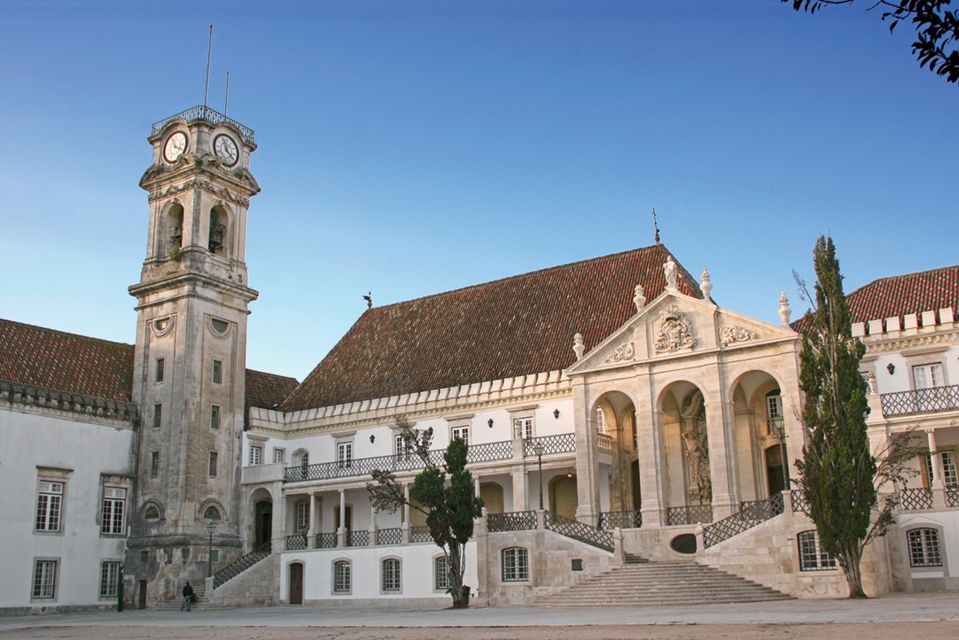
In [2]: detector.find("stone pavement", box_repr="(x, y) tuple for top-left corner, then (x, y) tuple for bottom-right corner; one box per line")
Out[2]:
(2, 592), (957, 632)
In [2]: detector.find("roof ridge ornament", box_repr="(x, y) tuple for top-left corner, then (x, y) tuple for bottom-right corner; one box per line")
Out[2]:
(663, 255), (678, 292)
(572, 333), (585, 361)
(700, 266), (712, 301)
(778, 291), (792, 327)
(633, 284), (646, 313)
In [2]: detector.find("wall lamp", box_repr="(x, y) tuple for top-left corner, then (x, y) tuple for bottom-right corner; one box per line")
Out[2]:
(553, 409), (560, 419)
(887, 363), (896, 375)
(369, 434), (375, 443)
(488, 418), (494, 429)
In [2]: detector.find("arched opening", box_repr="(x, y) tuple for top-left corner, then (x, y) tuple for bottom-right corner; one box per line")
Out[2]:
(658, 381), (712, 524)
(208, 205), (228, 255)
(292, 449), (309, 481)
(480, 482), (504, 514)
(592, 391), (640, 514)
(288, 562), (304, 605)
(250, 488), (273, 550)
(163, 202), (184, 257)
(729, 370), (787, 501)
(549, 474), (578, 519)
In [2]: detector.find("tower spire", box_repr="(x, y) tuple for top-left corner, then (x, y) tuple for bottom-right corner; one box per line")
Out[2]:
(652, 208), (661, 244)
(203, 20), (214, 107)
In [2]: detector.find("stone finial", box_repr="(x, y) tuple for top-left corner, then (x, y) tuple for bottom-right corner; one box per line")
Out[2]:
(700, 266), (712, 301)
(866, 370), (878, 395)
(778, 290), (792, 326)
(573, 332), (585, 360)
(663, 256), (678, 291)
(633, 284), (646, 313)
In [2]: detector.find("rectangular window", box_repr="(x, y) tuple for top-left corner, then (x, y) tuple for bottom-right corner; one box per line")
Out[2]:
(32, 559), (58, 600)
(208, 451), (218, 478)
(394, 434), (411, 460)
(513, 417), (534, 440)
(451, 425), (469, 445)
(434, 556), (450, 591)
(212, 359), (222, 384)
(153, 404), (162, 430)
(155, 358), (164, 383)
(333, 560), (351, 594)
(249, 445), (262, 466)
(35, 481), (63, 532)
(381, 558), (401, 593)
(797, 530), (837, 571)
(942, 451), (958, 488)
(295, 501), (310, 533)
(150, 451), (160, 477)
(100, 487), (126, 535)
(908, 528), (943, 567)
(913, 363), (944, 389)
(99, 561), (120, 598)
(273, 448), (286, 464)
(211, 405), (220, 430)
(501, 547), (529, 582)
(337, 442), (353, 468)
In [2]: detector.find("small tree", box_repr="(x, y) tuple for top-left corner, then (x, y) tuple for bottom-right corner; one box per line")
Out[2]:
(367, 417), (484, 608)
(793, 236), (921, 597)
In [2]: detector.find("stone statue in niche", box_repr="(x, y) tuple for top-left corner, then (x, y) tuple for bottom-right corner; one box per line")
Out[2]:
(654, 306), (694, 353)
(681, 393), (711, 506)
(663, 256), (678, 291)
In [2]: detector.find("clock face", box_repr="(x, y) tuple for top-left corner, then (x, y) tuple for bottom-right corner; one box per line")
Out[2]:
(163, 131), (188, 163)
(213, 134), (239, 166)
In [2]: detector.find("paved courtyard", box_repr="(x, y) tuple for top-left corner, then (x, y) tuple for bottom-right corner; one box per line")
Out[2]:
(2, 592), (958, 639)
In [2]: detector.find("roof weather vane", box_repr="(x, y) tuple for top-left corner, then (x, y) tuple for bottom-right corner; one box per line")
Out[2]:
(363, 292), (373, 309)
(653, 208), (661, 244)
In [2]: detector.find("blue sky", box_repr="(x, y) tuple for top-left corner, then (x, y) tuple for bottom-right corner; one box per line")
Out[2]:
(1, 0), (956, 381)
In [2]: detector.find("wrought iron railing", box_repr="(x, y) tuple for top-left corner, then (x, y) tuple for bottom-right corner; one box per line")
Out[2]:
(880, 384), (959, 417)
(315, 532), (337, 549)
(524, 433), (576, 457)
(151, 105), (256, 145)
(346, 530), (369, 547)
(212, 543), (271, 589)
(486, 510), (538, 532)
(790, 489), (809, 513)
(598, 510), (643, 530)
(409, 525), (433, 543)
(544, 511), (614, 551)
(284, 440), (512, 482)
(946, 487), (959, 508)
(376, 527), (402, 545)
(597, 433), (614, 453)
(285, 534), (307, 551)
(665, 504), (713, 526)
(898, 487), (933, 511)
(703, 494), (784, 549)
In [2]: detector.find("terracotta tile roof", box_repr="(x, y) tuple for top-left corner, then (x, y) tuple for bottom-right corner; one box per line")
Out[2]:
(245, 368), (299, 410)
(0, 318), (135, 403)
(282, 244), (702, 411)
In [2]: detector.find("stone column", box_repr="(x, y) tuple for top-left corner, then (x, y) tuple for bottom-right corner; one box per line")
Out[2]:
(401, 483), (411, 544)
(307, 492), (317, 549)
(636, 377), (665, 527)
(511, 468), (527, 511)
(337, 489), (346, 548)
(270, 481), (285, 553)
(704, 390), (739, 519)
(474, 476), (481, 498)
(928, 429), (947, 510)
(368, 503), (377, 545)
(572, 379), (600, 525)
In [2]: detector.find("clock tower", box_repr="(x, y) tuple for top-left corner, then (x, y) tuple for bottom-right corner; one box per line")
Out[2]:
(126, 106), (259, 605)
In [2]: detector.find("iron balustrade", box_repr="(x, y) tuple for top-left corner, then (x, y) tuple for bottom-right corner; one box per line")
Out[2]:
(703, 494), (785, 548)
(665, 504), (713, 526)
(346, 530), (369, 547)
(284, 440), (512, 482)
(376, 527), (402, 545)
(899, 487), (933, 511)
(946, 487), (959, 508)
(151, 105), (256, 145)
(286, 534), (307, 550)
(523, 433), (576, 457)
(598, 510), (643, 530)
(315, 533), (337, 549)
(880, 384), (959, 417)
(212, 543), (271, 589)
(597, 433), (614, 453)
(790, 489), (809, 513)
(544, 511), (614, 551)
(409, 526), (433, 543)
(486, 510), (538, 532)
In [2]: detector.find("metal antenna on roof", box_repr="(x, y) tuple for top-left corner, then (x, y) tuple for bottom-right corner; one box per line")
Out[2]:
(363, 292), (373, 309)
(652, 208), (661, 244)
(223, 71), (230, 116)
(203, 20), (214, 108)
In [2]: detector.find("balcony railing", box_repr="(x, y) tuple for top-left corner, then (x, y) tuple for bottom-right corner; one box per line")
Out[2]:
(666, 504), (713, 526)
(409, 525), (433, 543)
(880, 384), (959, 417)
(597, 433), (614, 453)
(523, 433), (576, 457)
(286, 534), (307, 550)
(284, 439), (513, 482)
(315, 532), (336, 549)
(151, 105), (255, 145)
(703, 494), (784, 549)
(598, 509), (642, 530)
(376, 527), (402, 545)
(898, 487), (934, 511)
(486, 510), (538, 532)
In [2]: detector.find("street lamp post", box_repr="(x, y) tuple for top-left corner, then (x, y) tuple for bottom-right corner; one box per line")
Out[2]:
(206, 520), (217, 578)
(772, 419), (790, 491)
(533, 442), (546, 510)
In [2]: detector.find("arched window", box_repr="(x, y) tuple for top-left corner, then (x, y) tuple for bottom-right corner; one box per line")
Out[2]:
(381, 558), (401, 593)
(144, 505), (161, 521)
(294, 500), (310, 533)
(594, 406), (606, 434)
(165, 203), (184, 256)
(908, 527), (942, 567)
(208, 207), (226, 254)
(765, 390), (784, 436)
(501, 547), (529, 582)
(203, 505), (221, 521)
(434, 555), (450, 591)
(797, 530), (836, 571)
(332, 560), (351, 594)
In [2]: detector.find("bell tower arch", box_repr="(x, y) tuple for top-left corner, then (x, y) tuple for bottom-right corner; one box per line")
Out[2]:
(126, 105), (260, 604)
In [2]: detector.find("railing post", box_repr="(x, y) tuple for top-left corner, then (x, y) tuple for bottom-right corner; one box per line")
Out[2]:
(204, 575), (215, 595)
(612, 527), (625, 566)
(536, 509), (545, 530)
(695, 523), (705, 558)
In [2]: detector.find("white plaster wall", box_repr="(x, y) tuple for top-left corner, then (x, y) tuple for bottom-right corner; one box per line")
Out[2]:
(869, 346), (959, 395)
(0, 408), (133, 610)
(279, 541), (477, 601)
(898, 511), (959, 578)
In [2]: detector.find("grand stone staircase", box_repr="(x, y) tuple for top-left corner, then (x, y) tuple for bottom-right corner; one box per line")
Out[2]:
(537, 559), (791, 607)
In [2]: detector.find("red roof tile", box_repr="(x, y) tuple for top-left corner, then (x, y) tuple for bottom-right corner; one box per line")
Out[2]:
(282, 244), (702, 411)
(845, 265), (959, 326)
(245, 368), (299, 410)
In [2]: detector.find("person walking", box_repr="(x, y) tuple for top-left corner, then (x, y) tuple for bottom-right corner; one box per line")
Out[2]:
(180, 582), (194, 611)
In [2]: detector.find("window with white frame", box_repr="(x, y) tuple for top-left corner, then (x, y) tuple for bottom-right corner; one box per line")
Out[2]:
(99, 561), (121, 598)
(273, 448), (286, 464)
(913, 363), (944, 389)
(908, 527), (943, 567)
(394, 434), (412, 460)
(294, 500), (310, 533)
(451, 425), (470, 445)
(942, 451), (958, 488)
(501, 547), (529, 582)
(33, 559), (58, 599)
(337, 441), (353, 468)
(594, 406), (606, 434)
(434, 555), (450, 591)
(513, 417), (534, 441)
(100, 487), (125, 535)
(249, 445), (263, 466)
(333, 560), (351, 593)
(381, 558), (401, 593)
(797, 530), (837, 571)
(36, 481), (63, 532)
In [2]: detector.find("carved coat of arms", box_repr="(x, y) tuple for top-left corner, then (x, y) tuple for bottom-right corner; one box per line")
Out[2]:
(655, 307), (694, 353)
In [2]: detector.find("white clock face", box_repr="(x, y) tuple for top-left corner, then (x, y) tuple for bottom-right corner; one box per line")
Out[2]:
(163, 131), (187, 163)
(213, 134), (239, 166)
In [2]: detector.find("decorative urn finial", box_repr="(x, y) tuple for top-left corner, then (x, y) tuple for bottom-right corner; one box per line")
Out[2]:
(778, 290), (792, 326)
(573, 332), (585, 360)
(700, 266), (712, 301)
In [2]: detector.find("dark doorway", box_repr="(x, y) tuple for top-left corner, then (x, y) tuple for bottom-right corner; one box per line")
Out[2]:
(288, 563), (303, 605)
(137, 580), (147, 609)
(765, 445), (786, 495)
(254, 500), (273, 549)
(333, 505), (353, 533)
(631, 460), (642, 511)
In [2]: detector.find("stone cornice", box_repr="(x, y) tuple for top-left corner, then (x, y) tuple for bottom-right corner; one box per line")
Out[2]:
(0, 379), (138, 426)
(863, 327), (959, 354)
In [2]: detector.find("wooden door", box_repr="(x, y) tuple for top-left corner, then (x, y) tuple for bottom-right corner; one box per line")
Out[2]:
(137, 580), (147, 609)
(289, 563), (303, 605)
